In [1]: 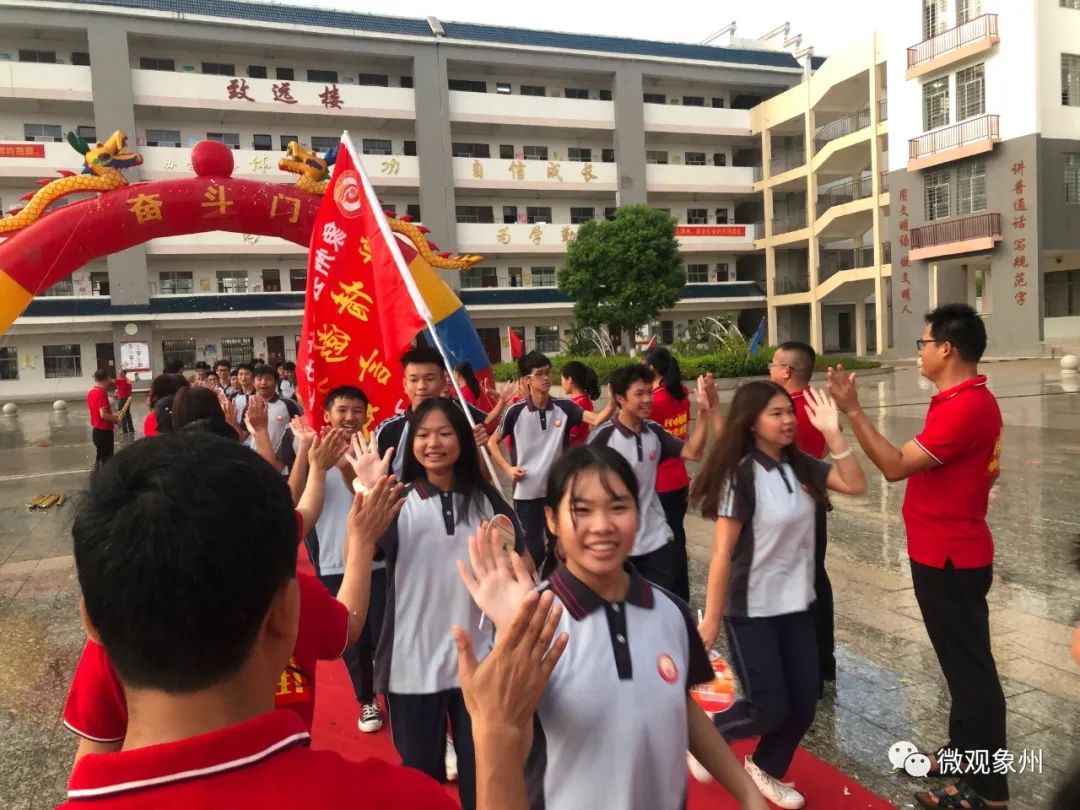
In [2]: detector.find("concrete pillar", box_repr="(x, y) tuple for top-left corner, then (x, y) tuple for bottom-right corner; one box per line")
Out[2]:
(613, 66), (647, 206)
(868, 44), (887, 357)
(804, 100), (822, 354)
(413, 49), (457, 254)
(855, 298), (868, 356)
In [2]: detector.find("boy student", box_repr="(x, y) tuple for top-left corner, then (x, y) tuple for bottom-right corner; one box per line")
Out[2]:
(87, 369), (119, 470)
(588, 364), (713, 593)
(242, 364), (303, 471)
(828, 304), (1008, 810)
(61, 431), (564, 810)
(488, 350), (615, 567)
(214, 360), (233, 396)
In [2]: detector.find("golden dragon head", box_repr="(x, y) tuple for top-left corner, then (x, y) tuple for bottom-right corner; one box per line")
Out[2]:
(279, 141), (331, 182)
(84, 130), (142, 175)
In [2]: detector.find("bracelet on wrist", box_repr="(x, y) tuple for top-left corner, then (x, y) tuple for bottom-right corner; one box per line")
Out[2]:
(352, 480), (371, 496)
(830, 448), (853, 461)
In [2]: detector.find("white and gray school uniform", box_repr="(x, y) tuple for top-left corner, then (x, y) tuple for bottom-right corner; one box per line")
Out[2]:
(374, 478), (524, 694)
(241, 394), (302, 474)
(375, 402), (489, 479)
(525, 564), (713, 810)
(588, 420), (683, 556)
(499, 397), (584, 500)
(308, 465), (387, 578)
(719, 449), (832, 617)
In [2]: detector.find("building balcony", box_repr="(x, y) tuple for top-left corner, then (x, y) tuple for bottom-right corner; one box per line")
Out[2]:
(768, 146), (806, 179)
(0, 61), (92, 103)
(820, 243), (891, 280)
(645, 163), (754, 194)
(448, 91), (614, 130)
(910, 213), (1002, 261)
(451, 156), (616, 192)
(813, 106), (872, 154)
(774, 274), (810, 296)
(908, 114), (1000, 171)
(771, 210), (808, 236)
(21, 292), (305, 320)
(130, 69), (416, 119)
(642, 104), (751, 137)
(455, 222), (758, 255)
(816, 173), (888, 218)
(906, 14), (999, 80)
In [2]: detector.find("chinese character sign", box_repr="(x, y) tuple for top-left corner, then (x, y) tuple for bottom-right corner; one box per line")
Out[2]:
(1011, 161), (1029, 307)
(897, 188), (912, 316)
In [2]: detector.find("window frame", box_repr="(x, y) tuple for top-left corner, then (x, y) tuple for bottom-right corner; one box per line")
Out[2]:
(922, 76), (950, 131)
(216, 270), (250, 294)
(530, 267), (557, 288)
(955, 63), (986, 122)
(955, 160), (987, 216)
(146, 129), (181, 148)
(0, 346), (18, 381)
(925, 168), (952, 221)
(43, 344), (82, 379)
(686, 264), (710, 284)
(161, 339), (197, 370)
(159, 271), (194, 296)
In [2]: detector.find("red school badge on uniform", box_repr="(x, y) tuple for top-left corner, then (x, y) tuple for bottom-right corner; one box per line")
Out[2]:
(648, 449), (657, 461)
(657, 653), (678, 684)
(554, 419), (563, 428)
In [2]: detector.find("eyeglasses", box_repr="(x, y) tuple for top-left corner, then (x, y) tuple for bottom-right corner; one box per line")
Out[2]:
(768, 363), (793, 371)
(529, 369), (552, 378)
(915, 339), (944, 351)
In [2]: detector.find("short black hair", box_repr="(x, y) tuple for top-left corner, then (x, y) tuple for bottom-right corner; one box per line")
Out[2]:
(518, 350), (551, 377)
(171, 387), (226, 430)
(609, 363), (655, 399)
(400, 346), (445, 371)
(73, 433), (297, 691)
(93, 368), (113, 383)
(253, 364), (277, 379)
(194, 361), (211, 372)
(282, 361), (296, 372)
(777, 341), (817, 384)
(324, 385), (368, 412)
(235, 363), (254, 374)
(163, 360), (186, 374)
(214, 360), (231, 371)
(926, 303), (987, 363)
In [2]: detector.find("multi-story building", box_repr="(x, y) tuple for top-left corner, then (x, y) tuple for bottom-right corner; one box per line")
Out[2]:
(0, 0), (821, 397)
(885, 0), (1080, 356)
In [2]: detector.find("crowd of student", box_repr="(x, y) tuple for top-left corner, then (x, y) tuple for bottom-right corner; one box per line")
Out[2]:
(72, 303), (1080, 809)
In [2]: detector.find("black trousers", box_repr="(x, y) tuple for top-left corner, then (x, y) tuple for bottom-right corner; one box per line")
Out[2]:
(91, 428), (114, 469)
(715, 610), (819, 779)
(809, 504), (835, 681)
(514, 498), (547, 568)
(387, 689), (476, 810)
(658, 486), (691, 602)
(318, 568), (386, 705)
(910, 559), (1008, 801)
(629, 541), (680, 595)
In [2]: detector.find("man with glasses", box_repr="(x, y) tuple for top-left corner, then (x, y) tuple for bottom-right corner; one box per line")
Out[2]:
(828, 304), (1008, 810)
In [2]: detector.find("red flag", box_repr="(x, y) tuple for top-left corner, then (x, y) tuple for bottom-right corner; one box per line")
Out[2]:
(508, 327), (524, 360)
(645, 334), (658, 350)
(297, 135), (426, 434)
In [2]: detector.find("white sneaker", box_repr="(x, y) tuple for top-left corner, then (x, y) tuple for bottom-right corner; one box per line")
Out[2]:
(444, 736), (458, 782)
(357, 700), (384, 733)
(744, 756), (804, 809)
(687, 752), (713, 783)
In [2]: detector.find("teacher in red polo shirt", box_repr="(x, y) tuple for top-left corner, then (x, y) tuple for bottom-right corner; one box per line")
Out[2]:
(87, 369), (119, 471)
(828, 304), (1007, 810)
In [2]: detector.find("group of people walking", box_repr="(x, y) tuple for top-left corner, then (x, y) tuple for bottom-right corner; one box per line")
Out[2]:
(70, 303), (1020, 810)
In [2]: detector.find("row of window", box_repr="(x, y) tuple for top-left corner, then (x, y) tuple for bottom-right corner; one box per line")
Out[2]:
(460, 266), (556, 288)
(921, 63), (985, 132)
(15, 49), (89, 65)
(454, 206), (733, 225)
(0, 344), (84, 380)
(646, 150), (728, 166)
(137, 57), (412, 87)
(921, 0), (983, 41)
(451, 143), (614, 163)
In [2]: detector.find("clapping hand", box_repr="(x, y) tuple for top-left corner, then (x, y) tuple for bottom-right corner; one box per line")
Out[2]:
(457, 520), (535, 631)
(310, 427), (350, 471)
(244, 394), (268, 433)
(803, 387), (841, 437)
(826, 365), (860, 415)
(345, 474), (405, 561)
(694, 375), (714, 413)
(344, 433), (393, 490)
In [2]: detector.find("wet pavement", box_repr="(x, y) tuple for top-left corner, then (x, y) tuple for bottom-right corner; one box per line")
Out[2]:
(1, 359), (1078, 808)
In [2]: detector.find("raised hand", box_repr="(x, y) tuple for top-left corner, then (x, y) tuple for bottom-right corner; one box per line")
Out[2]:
(457, 520), (534, 630)
(803, 387), (841, 437)
(291, 416), (317, 449)
(310, 427), (350, 471)
(244, 394), (268, 433)
(344, 432), (393, 489)
(496, 378), (519, 404)
(826, 364), (861, 414)
(346, 474), (405, 560)
(694, 375), (713, 413)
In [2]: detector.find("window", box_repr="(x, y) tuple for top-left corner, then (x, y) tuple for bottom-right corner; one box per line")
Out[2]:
(252, 133), (272, 151)
(522, 145), (548, 161)
(956, 0), (982, 24)
(1047, 270), (1080, 316)
(502, 205), (518, 224)
(531, 267), (557, 288)
(41, 278), (74, 297)
(280, 134), (298, 151)
(496, 82), (511, 94)
(77, 125), (97, 142)
(261, 269), (281, 292)
(602, 148), (615, 163)
(460, 267), (498, 289)
(202, 62), (235, 76)
(716, 262), (732, 282)
(565, 88), (589, 99)
(406, 203), (422, 221)
(311, 136), (339, 152)
(712, 97), (725, 108)
(90, 272), (110, 296)
(686, 264), (709, 283)
(643, 93), (666, 104)
(449, 79), (486, 93)
(535, 326), (560, 352)
(499, 144), (515, 159)
(716, 208), (729, 224)
(683, 96), (705, 106)
(220, 337), (254, 366)
(660, 321), (675, 345)
(146, 129), (181, 147)
(208, 132), (240, 150)
(404, 140), (417, 156)
(570, 207), (595, 224)
(567, 147), (592, 162)
(159, 271), (194, 295)
(956, 161), (987, 215)
(0, 347), (17, 380)
(923, 0), (948, 40)
(956, 64), (985, 121)
(307, 69), (338, 83)
(162, 339), (196, 370)
(521, 85), (546, 96)
(923, 77), (950, 130)
(276, 67), (295, 80)
(289, 268), (307, 291)
(24, 124), (62, 143)
(599, 89), (613, 101)
(44, 344), (82, 378)
(247, 65), (267, 79)
(646, 150), (668, 165)
(1063, 54), (1080, 106)
(605, 207), (618, 221)
(685, 151), (706, 166)
(713, 152), (727, 166)
(925, 169), (951, 221)
(19, 49), (57, 63)
(1063, 0), (1080, 8)
(508, 267), (524, 287)
(526, 207), (552, 224)
(72, 51), (90, 66)
(687, 208), (708, 225)
(456, 206), (494, 224)
(452, 142), (491, 158)
(382, 204), (396, 217)
(216, 270), (249, 294)
(362, 138), (392, 155)
(1066, 154), (1080, 204)
(356, 73), (389, 86)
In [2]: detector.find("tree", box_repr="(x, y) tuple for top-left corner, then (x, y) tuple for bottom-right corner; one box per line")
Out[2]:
(557, 205), (685, 340)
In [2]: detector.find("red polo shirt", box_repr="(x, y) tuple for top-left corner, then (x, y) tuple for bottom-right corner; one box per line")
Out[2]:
(60, 710), (455, 808)
(114, 377), (132, 399)
(790, 389), (827, 459)
(88, 386), (113, 431)
(651, 385), (691, 492)
(903, 376), (1002, 569)
(568, 392), (594, 447)
(63, 573), (348, 739)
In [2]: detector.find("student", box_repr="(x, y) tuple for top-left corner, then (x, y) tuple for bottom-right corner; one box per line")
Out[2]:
(827, 304), (1008, 810)
(228, 367), (240, 394)
(60, 431), (559, 810)
(692, 381), (866, 809)
(587, 364), (711, 592)
(143, 373), (188, 438)
(367, 397), (527, 810)
(455, 361), (496, 413)
(243, 364), (303, 472)
(162, 359), (186, 375)
(560, 360), (599, 447)
(488, 351), (614, 567)
(113, 370), (135, 438)
(87, 369), (119, 470)
(459, 445), (768, 810)
(768, 341), (834, 692)
(231, 362), (256, 415)
(214, 360), (233, 396)
(278, 361), (299, 404)
(194, 360), (212, 382)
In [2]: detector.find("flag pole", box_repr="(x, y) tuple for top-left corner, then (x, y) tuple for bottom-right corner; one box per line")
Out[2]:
(341, 132), (502, 485)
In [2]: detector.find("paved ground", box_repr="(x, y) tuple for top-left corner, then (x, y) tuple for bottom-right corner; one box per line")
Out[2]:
(1, 359), (1078, 808)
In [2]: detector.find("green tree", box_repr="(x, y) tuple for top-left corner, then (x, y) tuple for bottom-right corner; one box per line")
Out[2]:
(557, 205), (685, 339)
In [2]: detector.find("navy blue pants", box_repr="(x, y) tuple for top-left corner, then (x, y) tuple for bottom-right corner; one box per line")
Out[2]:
(388, 688), (476, 810)
(715, 610), (818, 779)
(514, 497), (547, 568)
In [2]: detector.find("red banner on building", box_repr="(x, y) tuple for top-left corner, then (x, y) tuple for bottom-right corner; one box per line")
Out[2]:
(297, 135), (427, 433)
(0, 143), (45, 158)
(675, 225), (746, 238)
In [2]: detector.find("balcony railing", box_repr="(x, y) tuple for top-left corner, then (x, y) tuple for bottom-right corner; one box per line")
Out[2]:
(907, 14), (999, 69)
(879, 98), (888, 122)
(775, 275), (810, 295)
(909, 114), (999, 162)
(819, 243), (892, 278)
(911, 213), (1002, 251)
(771, 210), (808, 235)
(753, 165), (764, 182)
(813, 106), (871, 152)
(815, 173), (888, 216)
(769, 146), (805, 177)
